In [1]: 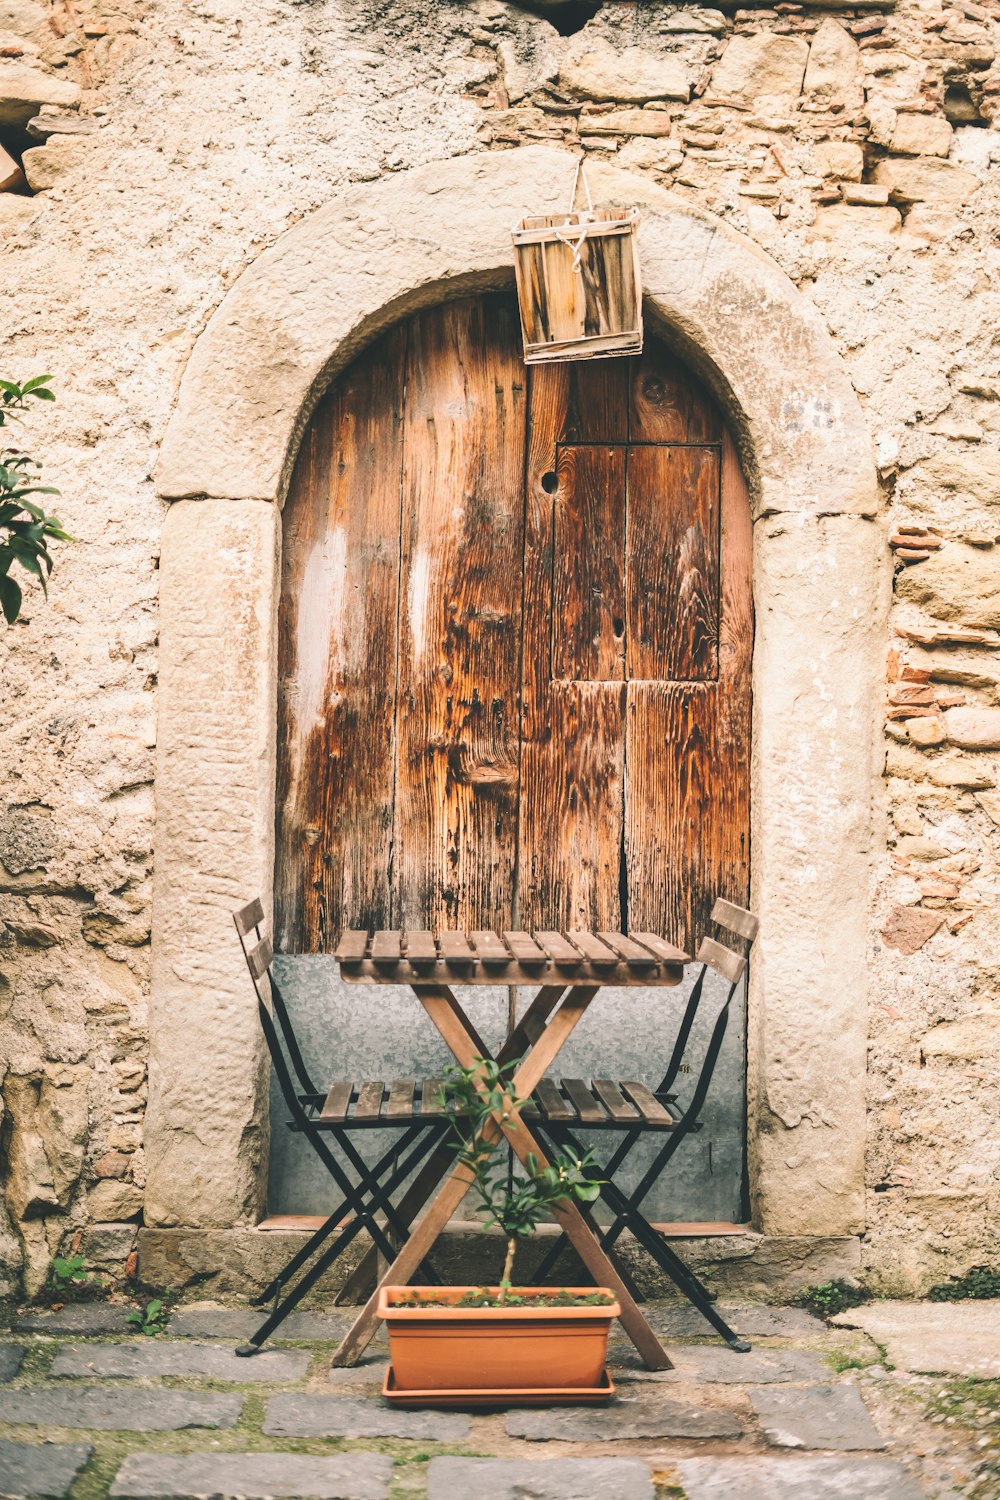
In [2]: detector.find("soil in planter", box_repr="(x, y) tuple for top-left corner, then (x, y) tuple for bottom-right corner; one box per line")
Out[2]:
(386, 1289), (617, 1310)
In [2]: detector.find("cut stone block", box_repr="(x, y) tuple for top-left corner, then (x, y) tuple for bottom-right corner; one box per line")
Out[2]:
(109, 1453), (392, 1500)
(14, 1305), (134, 1337)
(50, 1341), (310, 1383)
(559, 35), (690, 102)
(263, 1392), (470, 1441)
(0, 62), (80, 129)
(0, 1347), (26, 1383)
(751, 1385), (887, 1450)
(0, 1386), (242, 1431)
(710, 33), (809, 99)
(675, 1456), (924, 1499)
(872, 156), (979, 206)
(890, 112), (953, 157)
(427, 1457), (655, 1500)
(507, 1397), (742, 1441)
(167, 1304), (350, 1340)
(0, 1440), (92, 1498)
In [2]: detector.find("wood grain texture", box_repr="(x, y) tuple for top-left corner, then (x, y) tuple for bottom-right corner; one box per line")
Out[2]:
(629, 342), (724, 444)
(393, 296), (526, 930)
(275, 329), (406, 951)
(626, 446), (719, 681)
(551, 446), (626, 682)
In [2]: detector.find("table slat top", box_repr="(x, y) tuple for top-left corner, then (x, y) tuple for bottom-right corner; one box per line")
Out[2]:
(333, 928), (688, 986)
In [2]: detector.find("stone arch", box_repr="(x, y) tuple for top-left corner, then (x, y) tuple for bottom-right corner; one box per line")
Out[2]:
(146, 147), (884, 1265)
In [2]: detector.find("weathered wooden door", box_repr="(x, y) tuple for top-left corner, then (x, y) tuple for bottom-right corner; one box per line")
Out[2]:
(276, 292), (751, 953)
(271, 291), (752, 1220)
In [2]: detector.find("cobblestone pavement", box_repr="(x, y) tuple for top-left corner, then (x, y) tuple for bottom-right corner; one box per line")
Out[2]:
(0, 1300), (997, 1499)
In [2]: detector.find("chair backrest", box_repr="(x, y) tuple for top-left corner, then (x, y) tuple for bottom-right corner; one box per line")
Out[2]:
(711, 896), (759, 944)
(232, 898), (320, 1108)
(234, 896), (266, 940)
(656, 898), (756, 1104)
(675, 900), (757, 1126)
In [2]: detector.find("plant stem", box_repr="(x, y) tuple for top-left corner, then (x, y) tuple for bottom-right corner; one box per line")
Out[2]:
(498, 1236), (517, 1303)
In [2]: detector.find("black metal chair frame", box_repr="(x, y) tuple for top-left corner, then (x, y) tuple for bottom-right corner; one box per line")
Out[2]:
(233, 901), (447, 1354)
(530, 899), (759, 1352)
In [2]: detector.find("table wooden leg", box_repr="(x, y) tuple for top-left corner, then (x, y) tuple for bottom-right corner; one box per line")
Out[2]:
(418, 984), (673, 1371)
(334, 986), (569, 1307)
(332, 986), (583, 1365)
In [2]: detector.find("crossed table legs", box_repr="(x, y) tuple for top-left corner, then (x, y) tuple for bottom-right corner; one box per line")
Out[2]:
(331, 980), (673, 1371)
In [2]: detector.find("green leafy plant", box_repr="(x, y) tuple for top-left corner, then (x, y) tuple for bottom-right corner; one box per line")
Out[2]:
(798, 1279), (868, 1319)
(436, 1057), (603, 1305)
(928, 1265), (1000, 1301)
(126, 1298), (169, 1336)
(0, 375), (72, 624)
(50, 1253), (88, 1295)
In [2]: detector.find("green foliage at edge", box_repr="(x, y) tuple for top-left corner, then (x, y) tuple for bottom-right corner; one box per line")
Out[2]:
(0, 375), (72, 624)
(928, 1265), (1000, 1301)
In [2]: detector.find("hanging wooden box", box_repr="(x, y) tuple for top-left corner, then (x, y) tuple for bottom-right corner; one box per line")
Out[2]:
(512, 208), (642, 364)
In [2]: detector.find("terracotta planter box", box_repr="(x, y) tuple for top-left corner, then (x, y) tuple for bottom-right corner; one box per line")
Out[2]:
(377, 1285), (620, 1393)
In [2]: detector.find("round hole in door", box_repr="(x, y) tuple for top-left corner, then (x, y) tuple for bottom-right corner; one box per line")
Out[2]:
(541, 470), (559, 495)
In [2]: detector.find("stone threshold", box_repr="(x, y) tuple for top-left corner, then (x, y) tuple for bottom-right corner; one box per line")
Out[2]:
(137, 1227), (861, 1302)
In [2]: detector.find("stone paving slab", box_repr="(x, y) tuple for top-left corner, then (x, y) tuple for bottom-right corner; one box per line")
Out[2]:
(0, 1439), (92, 1498)
(13, 1306), (133, 1337)
(614, 1346), (829, 1385)
(166, 1304), (352, 1341)
(263, 1392), (470, 1441)
(109, 1452), (393, 1500)
(832, 1299), (1000, 1377)
(0, 1386), (242, 1432)
(50, 1340), (310, 1383)
(0, 1349), (25, 1385)
(751, 1384), (887, 1451)
(646, 1304), (823, 1339)
(675, 1455), (925, 1499)
(507, 1395), (742, 1441)
(319, 1353), (385, 1389)
(426, 1456), (655, 1499)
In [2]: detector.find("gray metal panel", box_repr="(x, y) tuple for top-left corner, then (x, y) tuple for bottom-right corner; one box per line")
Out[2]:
(267, 957), (745, 1225)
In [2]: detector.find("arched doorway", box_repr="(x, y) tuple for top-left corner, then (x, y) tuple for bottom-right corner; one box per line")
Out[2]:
(147, 148), (879, 1256)
(275, 292), (751, 951)
(271, 291), (752, 1221)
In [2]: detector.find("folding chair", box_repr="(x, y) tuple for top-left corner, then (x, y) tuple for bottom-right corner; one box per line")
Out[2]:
(233, 899), (449, 1354)
(528, 897), (759, 1352)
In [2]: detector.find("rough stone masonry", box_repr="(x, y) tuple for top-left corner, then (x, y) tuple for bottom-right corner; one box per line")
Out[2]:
(0, 0), (998, 1299)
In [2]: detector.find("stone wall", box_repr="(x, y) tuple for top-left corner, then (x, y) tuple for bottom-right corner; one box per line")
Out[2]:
(0, 0), (998, 1298)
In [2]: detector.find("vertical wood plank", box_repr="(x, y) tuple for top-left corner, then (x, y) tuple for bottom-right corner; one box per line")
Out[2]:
(624, 430), (751, 950)
(625, 682), (715, 949)
(561, 359), (629, 444)
(519, 362), (625, 932)
(551, 445), (626, 682)
(393, 295), (526, 930)
(519, 680), (625, 930)
(626, 446), (720, 681)
(275, 327), (406, 952)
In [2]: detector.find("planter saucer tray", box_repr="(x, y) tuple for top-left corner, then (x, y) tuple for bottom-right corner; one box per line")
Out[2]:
(382, 1364), (616, 1408)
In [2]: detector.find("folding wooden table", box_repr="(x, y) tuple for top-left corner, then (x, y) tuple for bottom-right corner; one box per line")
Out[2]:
(329, 927), (688, 1371)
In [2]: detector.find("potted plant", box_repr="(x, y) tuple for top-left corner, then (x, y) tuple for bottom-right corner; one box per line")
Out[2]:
(377, 1058), (620, 1403)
